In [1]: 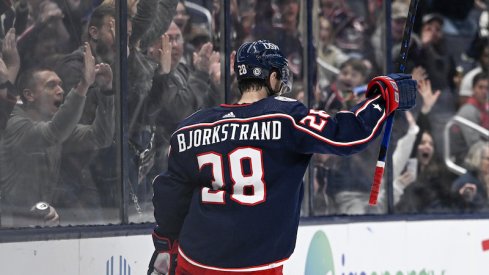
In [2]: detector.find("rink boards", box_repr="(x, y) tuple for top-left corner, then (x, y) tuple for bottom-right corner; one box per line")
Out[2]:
(1, 219), (489, 274)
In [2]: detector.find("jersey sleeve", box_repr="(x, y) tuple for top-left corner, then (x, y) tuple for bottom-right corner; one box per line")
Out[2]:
(289, 94), (387, 156)
(152, 144), (194, 241)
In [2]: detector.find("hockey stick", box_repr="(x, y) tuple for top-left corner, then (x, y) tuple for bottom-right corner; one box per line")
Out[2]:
(369, 0), (420, 205)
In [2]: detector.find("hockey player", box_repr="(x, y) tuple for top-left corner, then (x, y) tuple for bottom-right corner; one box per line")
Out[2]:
(148, 40), (416, 275)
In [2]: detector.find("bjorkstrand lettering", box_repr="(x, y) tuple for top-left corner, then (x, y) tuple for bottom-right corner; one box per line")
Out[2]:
(177, 121), (282, 152)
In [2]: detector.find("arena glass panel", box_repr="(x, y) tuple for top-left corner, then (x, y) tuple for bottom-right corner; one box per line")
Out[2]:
(309, 0), (489, 216)
(0, 1), (122, 228)
(1, 0), (486, 233)
(230, 0), (315, 216)
(383, 0), (489, 215)
(309, 0), (388, 216)
(125, 0), (224, 223)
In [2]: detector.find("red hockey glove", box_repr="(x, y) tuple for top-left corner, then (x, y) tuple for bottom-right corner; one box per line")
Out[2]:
(366, 73), (417, 115)
(147, 233), (179, 275)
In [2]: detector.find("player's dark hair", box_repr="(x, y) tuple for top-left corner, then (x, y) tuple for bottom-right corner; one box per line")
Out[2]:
(238, 78), (267, 93)
(237, 68), (281, 94)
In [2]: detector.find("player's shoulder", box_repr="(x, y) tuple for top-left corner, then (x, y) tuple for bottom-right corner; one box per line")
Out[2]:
(176, 107), (215, 129)
(263, 95), (304, 109)
(262, 96), (308, 118)
(173, 96), (308, 133)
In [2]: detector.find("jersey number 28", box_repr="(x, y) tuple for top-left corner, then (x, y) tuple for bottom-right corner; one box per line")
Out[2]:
(197, 147), (265, 206)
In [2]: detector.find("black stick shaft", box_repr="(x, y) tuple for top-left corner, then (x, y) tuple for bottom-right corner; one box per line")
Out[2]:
(369, 0), (420, 205)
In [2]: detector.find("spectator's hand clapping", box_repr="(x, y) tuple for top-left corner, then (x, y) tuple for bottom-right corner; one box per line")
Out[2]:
(95, 63), (113, 91)
(417, 78), (440, 114)
(209, 52), (221, 85)
(2, 28), (20, 83)
(79, 43), (113, 93)
(193, 42), (218, 73)
(78, 43), (96, 95)
(158, 34), (172, 75)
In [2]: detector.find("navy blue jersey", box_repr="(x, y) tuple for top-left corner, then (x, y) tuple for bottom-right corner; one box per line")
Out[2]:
(153, 94), (387, 271)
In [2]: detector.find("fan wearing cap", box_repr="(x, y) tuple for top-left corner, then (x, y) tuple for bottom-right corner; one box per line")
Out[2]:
(147, 40), (417, 275)
(370, 1), (421, 71)
(414, 12), (460, 160)
(417, 12), (453, 91)
(421, 13), (445, 47)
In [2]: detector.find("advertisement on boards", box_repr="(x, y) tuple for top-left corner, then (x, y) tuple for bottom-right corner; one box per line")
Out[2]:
(1, 220), (489, 274)
(285, 220), (489, 275)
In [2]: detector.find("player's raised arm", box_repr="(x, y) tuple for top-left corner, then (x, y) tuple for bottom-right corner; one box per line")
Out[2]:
(290, 74), (417, 156)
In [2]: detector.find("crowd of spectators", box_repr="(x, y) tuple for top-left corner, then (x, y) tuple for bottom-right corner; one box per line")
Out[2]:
(308, 0), (489, 215)
(0, 0), (488, 228)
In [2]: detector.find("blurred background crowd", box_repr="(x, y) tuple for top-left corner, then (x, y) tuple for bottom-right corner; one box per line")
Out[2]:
(0, 0), (488, 228)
